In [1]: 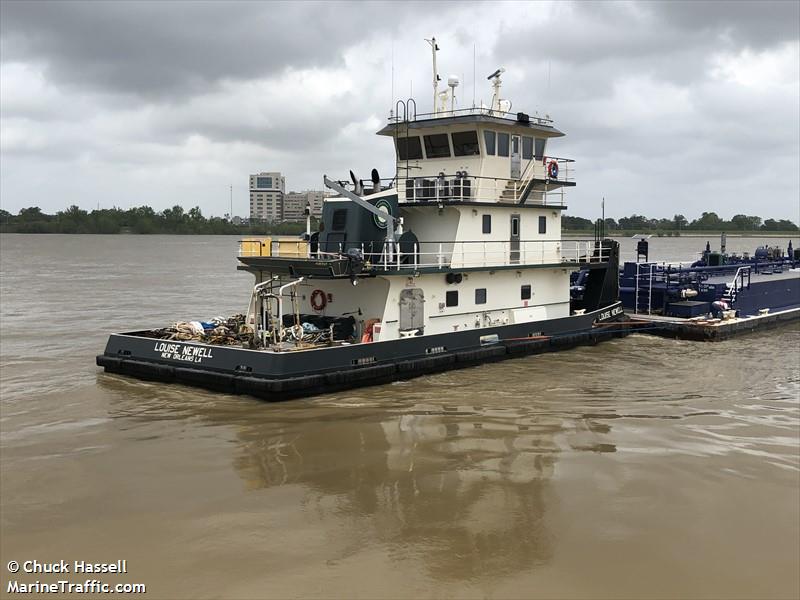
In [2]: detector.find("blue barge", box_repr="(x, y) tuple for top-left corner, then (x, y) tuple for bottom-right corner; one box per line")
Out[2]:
(613, 237), (800, 340)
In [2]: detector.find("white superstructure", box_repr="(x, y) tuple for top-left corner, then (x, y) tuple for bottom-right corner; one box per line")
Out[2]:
(238, 39), (610, 347)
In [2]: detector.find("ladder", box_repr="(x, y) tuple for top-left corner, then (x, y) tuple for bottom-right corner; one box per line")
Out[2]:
(720, 266), (751, 305)
(634, 262), (655, 315)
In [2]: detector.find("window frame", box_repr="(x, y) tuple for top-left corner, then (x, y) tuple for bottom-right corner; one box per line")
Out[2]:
(475, 288), (487, 305)
(522, 136), (533, 160)
(482, 214), (492, 234)
(451, 130), (480, 156)
(538, 215), (547, 234)
(331, 209), (348, 231)
(521, 285), (532, 300)
(445, 290), (459, 307)
(423, 133), (452, 158)
(497, 132), (510, 157)
(534, 138), (546, 160)
(483, 130), (496, 155)
(397, 136), (423, 160)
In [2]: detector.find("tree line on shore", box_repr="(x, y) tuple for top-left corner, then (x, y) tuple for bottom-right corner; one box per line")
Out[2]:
(0, 205), (797, 234)
(563, 212), (798, 233)
(0, 205), (307, 235)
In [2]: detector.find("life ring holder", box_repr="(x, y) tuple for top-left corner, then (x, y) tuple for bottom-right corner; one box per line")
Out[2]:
(310, 289), (327, 312)
(547, 160), (559, 179)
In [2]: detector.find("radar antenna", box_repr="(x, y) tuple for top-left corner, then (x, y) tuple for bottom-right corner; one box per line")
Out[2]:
(488, 67), (505, 113)
(447, 75), (459, 114)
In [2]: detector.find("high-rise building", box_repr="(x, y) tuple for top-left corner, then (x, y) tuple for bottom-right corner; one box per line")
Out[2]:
(283, 190), (326, 221)
(249, 172), (285, 222)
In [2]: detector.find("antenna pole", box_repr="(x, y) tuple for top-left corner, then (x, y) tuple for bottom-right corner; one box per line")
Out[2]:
(472, 42), (476, 108)
(391, 39), (394, 109)
(230, 184), (233, 221)
(602, 197), (605, 238)
(425, 37), (438, 114)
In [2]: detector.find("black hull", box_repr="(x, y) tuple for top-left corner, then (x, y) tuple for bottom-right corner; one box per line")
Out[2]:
(97, 302), (625, 401)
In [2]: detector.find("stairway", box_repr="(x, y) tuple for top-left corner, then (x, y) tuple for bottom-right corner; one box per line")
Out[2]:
(721, 284), (737, 304)
(500, 181), (523, 201)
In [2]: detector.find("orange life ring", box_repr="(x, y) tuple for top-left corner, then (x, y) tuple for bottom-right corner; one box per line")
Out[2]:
(310, 289), (327, 311)
(547, 160), (559, 179)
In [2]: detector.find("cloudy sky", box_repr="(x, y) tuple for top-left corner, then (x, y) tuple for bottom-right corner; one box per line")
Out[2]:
(1, 0), (798, 221)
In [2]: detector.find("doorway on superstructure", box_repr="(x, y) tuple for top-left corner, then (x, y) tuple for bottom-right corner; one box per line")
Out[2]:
(510, 135), (521, 179)
(510, 213), (521, 263)
(399, 288), (425, 335)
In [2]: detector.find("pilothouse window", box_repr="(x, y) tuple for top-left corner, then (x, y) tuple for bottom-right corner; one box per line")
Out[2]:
(451, 131), (480, 156)
(483, 130), (496, 155)
(397, 136), (423, 160)
(522, 136), (533, 160)
(534, 138), (546, 160)
(423, 134), (451, 158)
(498, 133), (510, 157)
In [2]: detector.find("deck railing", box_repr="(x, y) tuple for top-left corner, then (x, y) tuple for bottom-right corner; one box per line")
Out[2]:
(327, 158), (574, 206)
(388, 106), (555, 127)
(305, 239), (611, 271)
(396, 164), (573, 206)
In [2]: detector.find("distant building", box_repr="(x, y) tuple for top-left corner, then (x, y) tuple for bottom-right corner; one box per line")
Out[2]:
(249, 171), (327, 222)
(249, 172), (285, 222)
(283, 190), (326, 221)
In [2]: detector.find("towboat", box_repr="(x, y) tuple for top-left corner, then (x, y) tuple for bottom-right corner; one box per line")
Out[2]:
(96, 39), (625, 401)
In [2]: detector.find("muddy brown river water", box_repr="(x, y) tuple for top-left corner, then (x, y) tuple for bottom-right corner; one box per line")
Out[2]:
(1, 234), (798, 599)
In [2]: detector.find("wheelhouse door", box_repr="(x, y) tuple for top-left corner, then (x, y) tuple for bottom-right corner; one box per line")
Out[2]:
(399, 288), (425, 333)
(510, 135), (521, 179)
(510, 213), (520, 264)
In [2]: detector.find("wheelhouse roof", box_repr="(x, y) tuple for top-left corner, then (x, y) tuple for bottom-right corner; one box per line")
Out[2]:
(376, 113), (564, 138)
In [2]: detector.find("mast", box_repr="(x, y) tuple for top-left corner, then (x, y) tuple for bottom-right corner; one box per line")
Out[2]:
(425, 37), (440, 114)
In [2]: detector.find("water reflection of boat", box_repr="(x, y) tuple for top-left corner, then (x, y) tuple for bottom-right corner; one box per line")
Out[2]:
(232, 404), (559, 578)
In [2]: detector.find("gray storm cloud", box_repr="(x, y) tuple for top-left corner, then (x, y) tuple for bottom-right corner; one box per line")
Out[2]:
(0, 0), (797, 221)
